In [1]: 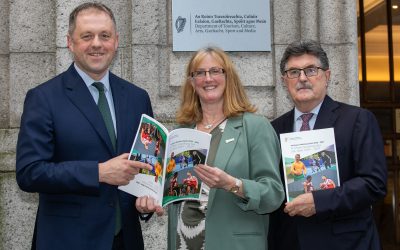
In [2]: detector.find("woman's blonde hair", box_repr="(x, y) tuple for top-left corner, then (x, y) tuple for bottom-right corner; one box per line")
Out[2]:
(176, 47), (256, 125)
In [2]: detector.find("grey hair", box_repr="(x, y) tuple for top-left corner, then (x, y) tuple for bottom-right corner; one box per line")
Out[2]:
(280, 40), (329, 75)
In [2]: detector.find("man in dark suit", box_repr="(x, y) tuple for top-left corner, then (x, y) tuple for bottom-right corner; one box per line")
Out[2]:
(268, 40), (387, 250)
(16, 3), (152, 250)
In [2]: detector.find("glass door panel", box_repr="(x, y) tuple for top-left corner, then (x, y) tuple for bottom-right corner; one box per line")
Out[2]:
(393, 2), (400, 100)
(364, 2), (391, 101)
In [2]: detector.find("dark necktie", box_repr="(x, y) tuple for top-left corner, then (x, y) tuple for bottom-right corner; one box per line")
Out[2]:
(92, 82), (121, 235)
(300, 113), (314, 131)
(92, 82), (116, 151)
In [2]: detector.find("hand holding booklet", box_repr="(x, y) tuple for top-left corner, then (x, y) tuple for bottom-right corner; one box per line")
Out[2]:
(119, 114), (211, 207)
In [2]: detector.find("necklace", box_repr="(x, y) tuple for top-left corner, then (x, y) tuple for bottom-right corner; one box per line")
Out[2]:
(204, 124), (213, 129)
(202, 116), (226, 129)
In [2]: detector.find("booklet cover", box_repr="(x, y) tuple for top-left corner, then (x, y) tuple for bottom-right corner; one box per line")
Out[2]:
(118, 114), (211, 207)
(280, 128), (340, 202)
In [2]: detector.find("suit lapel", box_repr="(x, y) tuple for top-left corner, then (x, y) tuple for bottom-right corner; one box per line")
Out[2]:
(63, 65), (115, 155)
(278, 96), (339, 133)
(282, 110), (295, 133)
(207, 116), (242, 211)
(314, 96), (339, 130)
(109, 73), (127, 154)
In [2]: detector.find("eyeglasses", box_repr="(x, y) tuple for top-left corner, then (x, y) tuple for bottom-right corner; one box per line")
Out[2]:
(284, 67), (325, 79)
(191, 67), (225, 79)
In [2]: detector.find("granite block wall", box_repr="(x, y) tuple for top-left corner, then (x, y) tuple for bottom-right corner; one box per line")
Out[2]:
(0, 0), (358, 249)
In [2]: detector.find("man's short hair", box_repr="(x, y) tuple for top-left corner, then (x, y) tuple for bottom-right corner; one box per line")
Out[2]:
(68, 2), (116, 35)
(280, 40), (330, 75)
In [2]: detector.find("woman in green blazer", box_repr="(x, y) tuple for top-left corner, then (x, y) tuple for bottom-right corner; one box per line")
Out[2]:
(136, 47), (284, 250)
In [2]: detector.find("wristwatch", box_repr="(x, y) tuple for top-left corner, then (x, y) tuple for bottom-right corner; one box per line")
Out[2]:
(229, 178), (242, 193)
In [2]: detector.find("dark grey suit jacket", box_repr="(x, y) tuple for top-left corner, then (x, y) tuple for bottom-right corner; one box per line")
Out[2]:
(268, 95), (387, 250)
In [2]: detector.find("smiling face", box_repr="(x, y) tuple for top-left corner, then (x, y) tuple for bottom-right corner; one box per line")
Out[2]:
(67, 8), (119, 80)
(283, 54), (330, 112)
(191, 54), (226, 106)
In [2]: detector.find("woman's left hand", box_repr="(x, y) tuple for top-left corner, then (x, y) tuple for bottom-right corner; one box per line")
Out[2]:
(135, 196), (164, 216)
(194, 164), (235, 191)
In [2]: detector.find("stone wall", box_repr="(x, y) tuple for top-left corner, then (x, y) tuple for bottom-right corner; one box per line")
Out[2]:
(0, 0), (358, 249)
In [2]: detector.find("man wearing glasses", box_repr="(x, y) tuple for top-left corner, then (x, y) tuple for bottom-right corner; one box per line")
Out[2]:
(268, 40), (387, 250)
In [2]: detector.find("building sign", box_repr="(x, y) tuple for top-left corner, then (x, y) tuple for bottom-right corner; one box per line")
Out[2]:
(172, 0), (271, 52)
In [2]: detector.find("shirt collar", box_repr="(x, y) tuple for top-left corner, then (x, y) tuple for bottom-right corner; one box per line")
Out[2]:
(74, 63), (110, 91)
(294, 101), (323, 121)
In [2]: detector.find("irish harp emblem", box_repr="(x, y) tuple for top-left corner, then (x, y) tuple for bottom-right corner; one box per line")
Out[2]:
(175, 16), (186, 33)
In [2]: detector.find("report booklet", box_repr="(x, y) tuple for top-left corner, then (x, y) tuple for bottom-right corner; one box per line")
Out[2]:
(279, 128), (340, 202)
(119, 114), (211, 206)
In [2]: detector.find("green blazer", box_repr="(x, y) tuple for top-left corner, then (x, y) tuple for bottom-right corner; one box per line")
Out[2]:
(168, 112), (284, 250)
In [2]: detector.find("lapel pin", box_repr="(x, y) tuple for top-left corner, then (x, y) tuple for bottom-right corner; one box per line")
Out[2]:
(225, 138), (235, 143)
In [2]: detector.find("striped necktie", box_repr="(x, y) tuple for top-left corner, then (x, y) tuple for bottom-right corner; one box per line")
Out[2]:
(300, 113), (314, 131)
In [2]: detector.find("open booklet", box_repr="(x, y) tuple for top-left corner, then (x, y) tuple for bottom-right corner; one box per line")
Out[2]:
(279, 128), (340, 202)
(118, 114), (211, 207)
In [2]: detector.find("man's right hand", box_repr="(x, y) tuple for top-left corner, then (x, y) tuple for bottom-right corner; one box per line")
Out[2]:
(98, 153), (152, 186)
